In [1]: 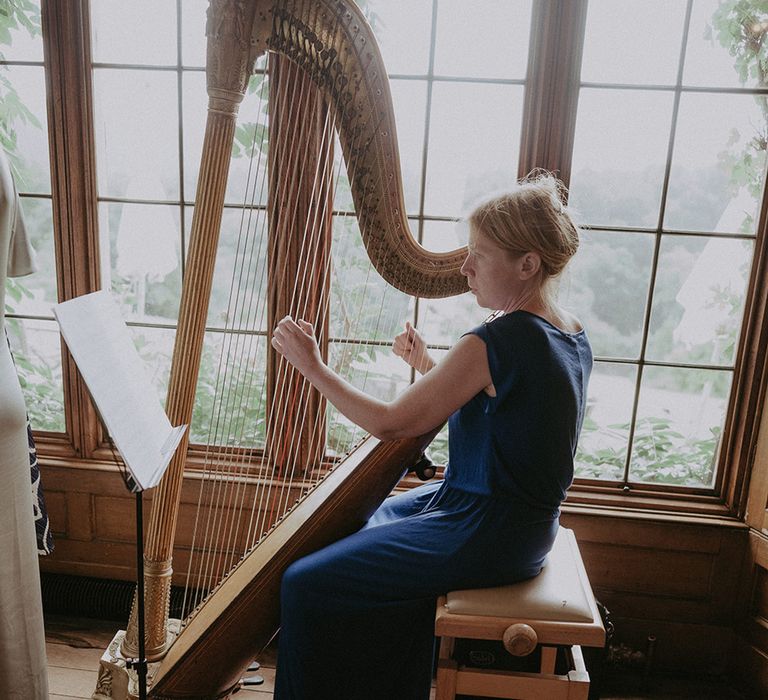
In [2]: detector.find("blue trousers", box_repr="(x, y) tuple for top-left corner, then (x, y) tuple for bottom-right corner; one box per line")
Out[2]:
(274, 480), (559, 700)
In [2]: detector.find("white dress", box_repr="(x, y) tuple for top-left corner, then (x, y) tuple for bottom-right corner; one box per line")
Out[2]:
(0, 150), (49, 698)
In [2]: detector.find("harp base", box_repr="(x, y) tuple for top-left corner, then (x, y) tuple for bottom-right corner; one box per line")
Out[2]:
(92, 622), (180, 700)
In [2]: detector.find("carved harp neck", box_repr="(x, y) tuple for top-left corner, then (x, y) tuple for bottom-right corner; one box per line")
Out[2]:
(207, 0), (469, 298)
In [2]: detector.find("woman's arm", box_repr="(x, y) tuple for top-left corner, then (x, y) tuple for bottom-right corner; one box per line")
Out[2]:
(271, 316), (492, 440)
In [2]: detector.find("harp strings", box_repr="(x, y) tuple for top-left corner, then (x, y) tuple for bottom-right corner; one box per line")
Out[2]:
(182, 1), (347, 613)
(254, 0), (367, 532)
(182, 62), (273, 615)
(250, 0), (383, 540)
(253, 59), (338, 541)
(272, 34), (414, 498)
(188, 46), (319, 606)
(181, 0), (441, 622)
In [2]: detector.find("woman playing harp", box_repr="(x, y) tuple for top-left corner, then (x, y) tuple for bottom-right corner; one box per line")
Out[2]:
(271, 172), (592, 700)
(102, 3), (590, 698)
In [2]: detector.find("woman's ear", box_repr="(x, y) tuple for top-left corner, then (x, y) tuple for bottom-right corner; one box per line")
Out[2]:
(518, 251), (542, 280)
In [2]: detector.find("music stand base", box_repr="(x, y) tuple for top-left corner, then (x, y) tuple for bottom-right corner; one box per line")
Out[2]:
(92, 623), (180, 700)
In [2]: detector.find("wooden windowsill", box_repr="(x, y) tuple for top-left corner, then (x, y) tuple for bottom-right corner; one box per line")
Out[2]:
(39, 447), (748, 528)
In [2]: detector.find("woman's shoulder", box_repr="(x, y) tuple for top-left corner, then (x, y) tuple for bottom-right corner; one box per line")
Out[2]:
(472, 312), (539, 346)
(511, 309), (584, 334)
(556, 308), (584, 335)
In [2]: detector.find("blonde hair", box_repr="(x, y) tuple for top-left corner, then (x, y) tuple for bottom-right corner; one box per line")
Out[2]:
(468, 171), (580, 283)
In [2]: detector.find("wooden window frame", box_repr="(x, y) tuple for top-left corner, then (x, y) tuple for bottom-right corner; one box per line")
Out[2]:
(32, 0), (768, 519)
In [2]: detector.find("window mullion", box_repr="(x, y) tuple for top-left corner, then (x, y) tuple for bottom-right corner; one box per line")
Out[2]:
(40, 0), (102, 457)
(518, 0), (588, 184)
(723, 159), (768, 518)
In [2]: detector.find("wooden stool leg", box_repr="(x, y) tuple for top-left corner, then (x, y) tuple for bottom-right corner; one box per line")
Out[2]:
(567, 646), (591, 700)
(435, 636), (458, 700)
(540, 646), (557, 674)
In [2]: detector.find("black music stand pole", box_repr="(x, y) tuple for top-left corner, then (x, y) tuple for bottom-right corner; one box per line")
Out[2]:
(122, 473), (151, 700)
(135, 488), (148, 700)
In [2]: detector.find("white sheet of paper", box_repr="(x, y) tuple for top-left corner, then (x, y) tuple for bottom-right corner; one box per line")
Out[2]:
(53, 290), (186, 491)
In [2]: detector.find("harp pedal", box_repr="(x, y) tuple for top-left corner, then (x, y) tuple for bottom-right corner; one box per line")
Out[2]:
(237, 674), (265, 689)
(234, 661), (264, 691)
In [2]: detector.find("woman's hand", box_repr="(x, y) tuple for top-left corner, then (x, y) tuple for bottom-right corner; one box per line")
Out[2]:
(271, 316), (323, 378)
(392, 321), (435, 375)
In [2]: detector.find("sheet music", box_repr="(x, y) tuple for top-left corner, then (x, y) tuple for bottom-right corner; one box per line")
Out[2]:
(53, 291), (186, 492)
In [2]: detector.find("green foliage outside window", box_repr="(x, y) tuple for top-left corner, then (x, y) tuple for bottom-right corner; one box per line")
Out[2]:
(0, 0), (41, 175)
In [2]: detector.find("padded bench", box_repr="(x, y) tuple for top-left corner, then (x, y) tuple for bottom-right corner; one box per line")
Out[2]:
(435, 527), (605, 699)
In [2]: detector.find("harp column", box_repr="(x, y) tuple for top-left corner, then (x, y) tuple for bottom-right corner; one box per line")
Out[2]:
(121, 0), (260, 660)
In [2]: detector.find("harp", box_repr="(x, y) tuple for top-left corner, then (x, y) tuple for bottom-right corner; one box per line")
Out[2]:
(95, 1), (468, 698)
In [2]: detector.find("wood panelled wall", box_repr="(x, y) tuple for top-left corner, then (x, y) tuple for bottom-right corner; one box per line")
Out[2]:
(40, 456), (750, 676)
(40, 459), (307, 585)
(735, 393), (768, 698)
(563, 511), (746, 675)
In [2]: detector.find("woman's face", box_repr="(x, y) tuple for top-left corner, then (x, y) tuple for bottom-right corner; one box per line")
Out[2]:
(460, 227), (537, 311)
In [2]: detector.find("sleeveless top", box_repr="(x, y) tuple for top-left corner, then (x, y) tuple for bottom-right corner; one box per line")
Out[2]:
(445, 310), (593, 516)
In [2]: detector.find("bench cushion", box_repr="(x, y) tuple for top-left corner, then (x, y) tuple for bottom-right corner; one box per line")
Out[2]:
(444, 528), (594, 623)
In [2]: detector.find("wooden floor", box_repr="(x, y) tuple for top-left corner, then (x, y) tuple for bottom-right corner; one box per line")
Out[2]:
(46, 615), (747, 700)
(46, 615), (276, 699)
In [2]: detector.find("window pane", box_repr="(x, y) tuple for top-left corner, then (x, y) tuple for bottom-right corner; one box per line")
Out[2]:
(424, 82), (523, 218)
(1, 2), (43, 62)
(182, 71), (208, 202)
(665, 92), (767, 234)
(418, 293), (485, 348)
(560, 230), (654, 360)
(332, 339), (409, 399)
(202, 206), (269, 332)
(581, 0), (686, 85)
(390, 79), (427, 215)
(419, 221), (484, 346)
(99, 202), (182, 324)
(225, 72), (270, 207)
(683, 0), (768, 88)
(419, 347), (450, 466)
(362, 0), (433, 76)
(646, 235), (752, 367)
(630, 365), (731, 488)
(570, 88), (674, 228)
(191, 329), (268, 448)
(326, 339), (410, 455)
(183, 71), (269, 207)
(2, 65), (50, 194)
(575, 362), (637, 482)
(433, 0), (532, 80)
(91, 0), (177, 66)
(181, 0), (207, 68)
(333, 85), (423, 216)
(421, 218), (468, 253)
(329, 215), (410, 342)
(128, 324), (175, 410)
(428, 423), (449, 467)
(6, 318), (65, 432)
(93, 69), (180, 199)
(9, 197), (56, 316)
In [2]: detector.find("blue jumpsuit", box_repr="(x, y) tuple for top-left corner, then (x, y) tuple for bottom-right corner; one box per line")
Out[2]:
(274, 311), (593, 699)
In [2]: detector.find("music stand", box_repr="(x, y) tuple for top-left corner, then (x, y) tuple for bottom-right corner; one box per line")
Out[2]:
(53, 291), (187, 698)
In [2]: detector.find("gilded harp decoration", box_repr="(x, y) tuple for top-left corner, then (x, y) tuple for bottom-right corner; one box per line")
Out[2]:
(94, 1), (468, 698)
